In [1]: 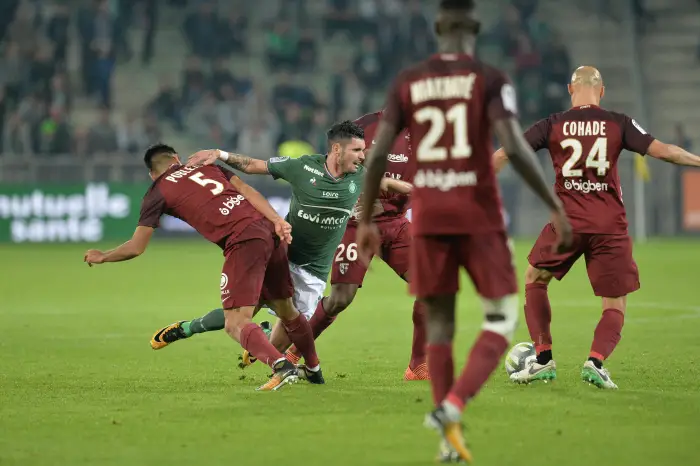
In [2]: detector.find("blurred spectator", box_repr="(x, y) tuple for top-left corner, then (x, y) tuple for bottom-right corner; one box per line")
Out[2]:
(297, 28), (317, 72)
(329, 59), (347, 119)
(519, 72), (543, 124)
(277, 102), (308, 147)
(324, 0), (358, 40)
(183, 1), (219, 60)
(238, 119), (277, 159)
(117, 110), (162, 153)
(181, 55), (206, 108)
(140, 0), (158, 65)
(271, 71), (315, 116)
(353, 35), (383, 90)
(49, 73), (72, 113)
(266, 20), (299, 71)
(37, 106), (72, 155)
(210, 58), (236, 98)
(217, 84), (242, 146)
(148, 80), (183, 130)
(47, 3), (70, 65)
(513, 0), (538, 22)
(527, 9), (553, 50)
(3, 111), (32, 154)
(187, 91), (224, 145)
(541, 32), (571, 85)
(0, 42), (26, 109)
(308, 105), (330, 152)
(218, 9), (248, 56)
(0, 86), (6, 152)
(78, 0), (121, 98)
(28, 43), (56, 100)
(342, 73), (368, 119)
(514, 33), (541, 82)
(87, 107), (119, 154)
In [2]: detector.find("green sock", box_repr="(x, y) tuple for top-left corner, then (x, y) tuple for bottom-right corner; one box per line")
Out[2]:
(185, 308), (225, 336)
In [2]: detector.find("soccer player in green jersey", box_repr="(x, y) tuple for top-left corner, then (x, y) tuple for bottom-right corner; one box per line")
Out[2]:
(149, 120), (407, 380)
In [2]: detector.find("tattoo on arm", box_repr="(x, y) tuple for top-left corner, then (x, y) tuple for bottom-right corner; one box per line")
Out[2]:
(226, 153), (253, 172)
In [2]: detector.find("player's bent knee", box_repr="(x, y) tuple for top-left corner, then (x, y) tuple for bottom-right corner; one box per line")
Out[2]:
(326, 285), (358, 316)
(223, 307), (254, 340)
(481, 294), (519, 342)
(602, 296), (627, 314)
(525, 265), (552, 286)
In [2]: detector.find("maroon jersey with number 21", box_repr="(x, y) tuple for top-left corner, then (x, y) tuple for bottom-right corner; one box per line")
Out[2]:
(525, 105), (655, 234)
(138, 164), (264, 245)
(383, 53), (517, 236)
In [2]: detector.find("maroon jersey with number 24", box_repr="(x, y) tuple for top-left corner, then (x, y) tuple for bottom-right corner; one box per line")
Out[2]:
(525, 105), (655, 234)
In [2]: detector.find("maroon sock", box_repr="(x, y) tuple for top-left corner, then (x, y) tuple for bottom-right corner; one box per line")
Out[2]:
(426, 343), (454, 407)
(290, 299), (336, 358)
(446, 331), (509, 411)
(240, 323), (284, 367)
(309, 298), (336, 339)
(525, 283), (553, 353)
(590, 308), (624, 361)
(282, 313), (320, 368)
(409, 300), (428, 369)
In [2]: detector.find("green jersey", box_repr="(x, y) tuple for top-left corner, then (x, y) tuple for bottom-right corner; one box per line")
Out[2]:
(267, 154), (364, 280)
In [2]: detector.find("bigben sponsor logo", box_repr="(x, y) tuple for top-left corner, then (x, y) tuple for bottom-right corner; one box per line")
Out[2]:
(0, 184), (135, 242)
(564, 179), (609, 193)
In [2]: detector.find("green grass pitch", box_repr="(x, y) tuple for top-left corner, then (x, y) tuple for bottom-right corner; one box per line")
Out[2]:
(1, 239), (699, 466)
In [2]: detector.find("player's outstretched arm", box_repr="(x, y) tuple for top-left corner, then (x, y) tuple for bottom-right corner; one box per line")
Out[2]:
(228, 175), (292, 244)
(186, 149), (269, 174)
(380, 178), (412, 195)
(646, 140), (700, 167)
(84, 226), (154, 266)
(494, 118), (572, 249)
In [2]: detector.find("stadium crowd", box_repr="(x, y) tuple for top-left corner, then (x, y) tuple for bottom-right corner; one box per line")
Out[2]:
(0, 0), (573, 158)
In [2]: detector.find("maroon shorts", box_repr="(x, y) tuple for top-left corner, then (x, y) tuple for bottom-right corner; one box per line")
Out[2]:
(331, 218), (411, 286)
(411, 232), (517, 299)
(220, 220), (294, 308)
(528, 223), (640, 297)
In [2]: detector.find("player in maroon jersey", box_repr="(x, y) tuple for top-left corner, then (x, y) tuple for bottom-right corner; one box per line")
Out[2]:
(356, 0), (571, 462)
(494, 66), (700, 389)
(283, 110), (430, 381)
(83, 144), (323, 391)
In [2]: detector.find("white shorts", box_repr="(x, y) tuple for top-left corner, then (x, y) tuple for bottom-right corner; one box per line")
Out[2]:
(267, 262), (327, 320)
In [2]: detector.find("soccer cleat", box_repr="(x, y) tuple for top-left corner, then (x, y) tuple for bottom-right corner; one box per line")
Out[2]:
(150, 321), (188, 350)
(297, 364), (325, 384)
(256, 359), (299, 391)
(404, 363), (430, 381)
(285, 348), (302, 365)
(424, 407), (473, 464)
(509, 359), (557, 384)
(238, 350), (257, 369)
(437, 440), (466, 463)
(581, 360), (618, 389)
(237, 322), (273, 368)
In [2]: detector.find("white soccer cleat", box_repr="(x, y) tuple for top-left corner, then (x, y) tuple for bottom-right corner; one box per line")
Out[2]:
(581, 360), (618, 389)
(509, 359), (557, 384)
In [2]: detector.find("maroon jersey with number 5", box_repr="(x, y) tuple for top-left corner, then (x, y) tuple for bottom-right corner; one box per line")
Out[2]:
(138, 164), (264, 245)
(524, 105), (655, 234)
(383, 53), (517, 235)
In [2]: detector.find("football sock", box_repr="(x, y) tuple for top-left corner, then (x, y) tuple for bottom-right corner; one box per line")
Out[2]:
(590, 308), (624, 363)
(185, 308), (225, 336)
(537, 349), (553, 365)
(525, 283), (553, 355)
(282, 313), (320, 368)
(309, 298), (337, 339)
(445, 331), (509, 412)
(426, 343), (454, 407)
(409, 300), (428, 369)
(239, 322), (284, 367)
(588, 357), (603, 369)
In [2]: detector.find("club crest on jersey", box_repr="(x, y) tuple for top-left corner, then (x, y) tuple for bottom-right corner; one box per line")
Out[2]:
(349, 181), (357, 193)
(339, 263), (349, 275)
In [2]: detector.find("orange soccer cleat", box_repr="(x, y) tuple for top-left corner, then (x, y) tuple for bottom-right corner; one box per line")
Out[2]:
(404, 362), (430, 381)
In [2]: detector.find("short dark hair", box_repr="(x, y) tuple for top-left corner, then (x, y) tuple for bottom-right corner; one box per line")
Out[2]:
(326, 120), (364, 146)
(144, 143), (177, 170)
(440, 0), (475, 10)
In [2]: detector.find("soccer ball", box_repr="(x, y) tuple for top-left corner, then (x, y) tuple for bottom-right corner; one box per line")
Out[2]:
(504, 342), (536, 376)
